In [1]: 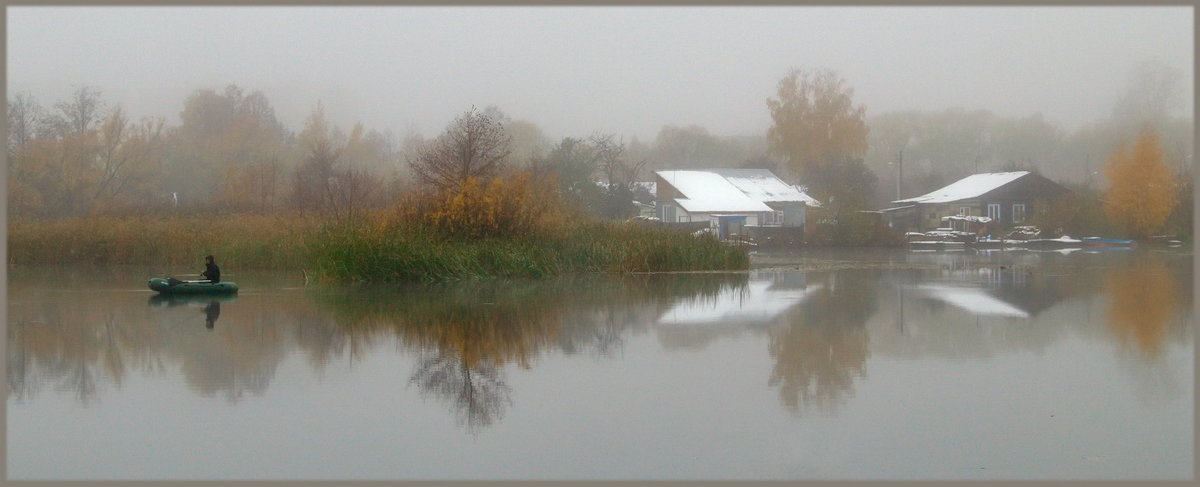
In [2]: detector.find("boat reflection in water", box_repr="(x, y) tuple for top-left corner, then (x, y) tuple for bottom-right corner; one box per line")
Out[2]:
(148, 293), (235, 329)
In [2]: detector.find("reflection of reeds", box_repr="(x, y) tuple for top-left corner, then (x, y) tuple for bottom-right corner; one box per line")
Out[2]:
(315, 273), (750, 369)
(1105, 255), (1179, 361)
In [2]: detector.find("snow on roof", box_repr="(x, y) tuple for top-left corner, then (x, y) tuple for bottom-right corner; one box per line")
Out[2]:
(634, 182), (656, 193)
(594, 181), (656, 192)
(894, 171), (1029, 204)
(917, 284), (1030, 319)
(941, 215), (993, 223)
(657, 280), (821, 326)
(707, 169), (821, 206)
(657, 170), (773, 213)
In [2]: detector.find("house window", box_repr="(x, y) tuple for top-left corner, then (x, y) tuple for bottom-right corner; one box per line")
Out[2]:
(987, 203), (1000, 221)
(763, 211), (784, 225)
(1012, 204), (1026, 223)
(958, 206), (970, 216)
(661, 204), (676, 223)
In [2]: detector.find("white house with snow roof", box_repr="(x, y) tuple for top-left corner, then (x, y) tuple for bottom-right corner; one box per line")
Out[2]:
(654, 169), (818, 239)
(882, 171), (1071, 233)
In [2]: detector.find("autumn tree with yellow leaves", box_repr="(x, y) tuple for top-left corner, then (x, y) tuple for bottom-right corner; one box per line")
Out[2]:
(766, 68), (869, 182)
(1103, 128), (1178, 239)
(766, 68), (879, 244)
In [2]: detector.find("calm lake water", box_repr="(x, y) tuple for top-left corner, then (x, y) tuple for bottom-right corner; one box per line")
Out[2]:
(7, 248), (1193, 480)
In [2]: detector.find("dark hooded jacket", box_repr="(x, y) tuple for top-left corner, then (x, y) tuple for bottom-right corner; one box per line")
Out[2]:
(202, 262), (221, 283)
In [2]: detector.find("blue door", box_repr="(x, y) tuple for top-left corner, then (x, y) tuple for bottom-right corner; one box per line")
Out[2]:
(717, 216), (747, 239)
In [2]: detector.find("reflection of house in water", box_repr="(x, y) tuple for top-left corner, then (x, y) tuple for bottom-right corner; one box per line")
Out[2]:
(916, 284), (1030, 319)
(875, 252), (1094, 364)
(655, 272), (820, 349)
(901, 251), (1076, 319)
(906, 267), (1068, 321)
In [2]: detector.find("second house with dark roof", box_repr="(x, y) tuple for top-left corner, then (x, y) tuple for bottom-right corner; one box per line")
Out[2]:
(881, 171), (1072, 234)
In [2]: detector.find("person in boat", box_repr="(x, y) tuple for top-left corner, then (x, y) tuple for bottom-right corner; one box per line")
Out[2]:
(201, 255), (221, 283)
(204, 300), (221, 329)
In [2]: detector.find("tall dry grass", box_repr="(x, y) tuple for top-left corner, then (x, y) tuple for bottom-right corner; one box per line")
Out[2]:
(8, 212), (320, 269)
(9, 172), (750, 281)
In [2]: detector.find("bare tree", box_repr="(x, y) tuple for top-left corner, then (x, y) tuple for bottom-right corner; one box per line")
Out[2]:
(329, 167), (379, 224)
(590, 133), (626, 186)
(7, 92), (42, 154)
(93, 107), (129, 200)
(409, 107), (511, 192)
(588, 133), (646, 219)
(291, 102), (345, 211)
(93, 110), (165, 206)
(54, 86), (106, 136)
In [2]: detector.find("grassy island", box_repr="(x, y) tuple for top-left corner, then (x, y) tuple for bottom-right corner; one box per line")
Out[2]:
(8, 210), (749, 282)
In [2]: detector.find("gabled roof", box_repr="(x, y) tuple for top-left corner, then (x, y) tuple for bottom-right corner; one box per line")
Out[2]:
(894, 171), (1029, 204)
(706, 169), (821, 206)
(657, 170), (773, 213)
(656, 169), (818, 213)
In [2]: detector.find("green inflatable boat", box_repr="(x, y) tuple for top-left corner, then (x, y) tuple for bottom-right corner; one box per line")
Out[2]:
(148, 277), (239, 295)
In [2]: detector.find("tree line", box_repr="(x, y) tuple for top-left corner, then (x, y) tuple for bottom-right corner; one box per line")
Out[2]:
(8, 59), (1192, 240)
(5, 86), (654, 222)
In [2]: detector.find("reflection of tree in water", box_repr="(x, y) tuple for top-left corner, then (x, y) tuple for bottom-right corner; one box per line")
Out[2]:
(1105, 254), (1181, 362)
(9, 268), (745, 432)
(410, 350), (512, 435)
(323, 274), (743, 432)
(7, 283), (296, 405)
(768, 271), (876, 415)
(7, 304), (132, 406)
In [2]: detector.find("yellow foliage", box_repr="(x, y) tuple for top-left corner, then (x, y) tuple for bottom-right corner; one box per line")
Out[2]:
(426, 172), (566, 239)
(766, 68), (868, 179)
(1103, 129), (1178, 238)
(1105, 256), (1178, 361)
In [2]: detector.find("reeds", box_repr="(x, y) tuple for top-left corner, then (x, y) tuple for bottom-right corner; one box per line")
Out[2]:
(308, 220), (749, 283)
(9, 186), (749, 280)
(8, 212), (319, 268)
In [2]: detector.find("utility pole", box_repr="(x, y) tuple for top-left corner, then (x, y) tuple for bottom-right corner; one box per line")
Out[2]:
(895, 149), (904, 200)
(1084, 152), (1093, 189)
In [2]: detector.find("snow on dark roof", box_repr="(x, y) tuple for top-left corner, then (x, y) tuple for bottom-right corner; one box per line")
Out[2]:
(894, 171), (1029, 204)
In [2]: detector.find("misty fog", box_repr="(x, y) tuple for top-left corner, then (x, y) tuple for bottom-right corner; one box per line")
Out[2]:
(6, 6), (1193, 213)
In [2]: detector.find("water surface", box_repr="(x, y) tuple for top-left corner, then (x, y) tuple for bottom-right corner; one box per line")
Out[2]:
(7, 248), (1193, 480)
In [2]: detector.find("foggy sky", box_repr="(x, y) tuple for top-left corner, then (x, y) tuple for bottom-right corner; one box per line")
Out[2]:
(7, 6), (1193, 141)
